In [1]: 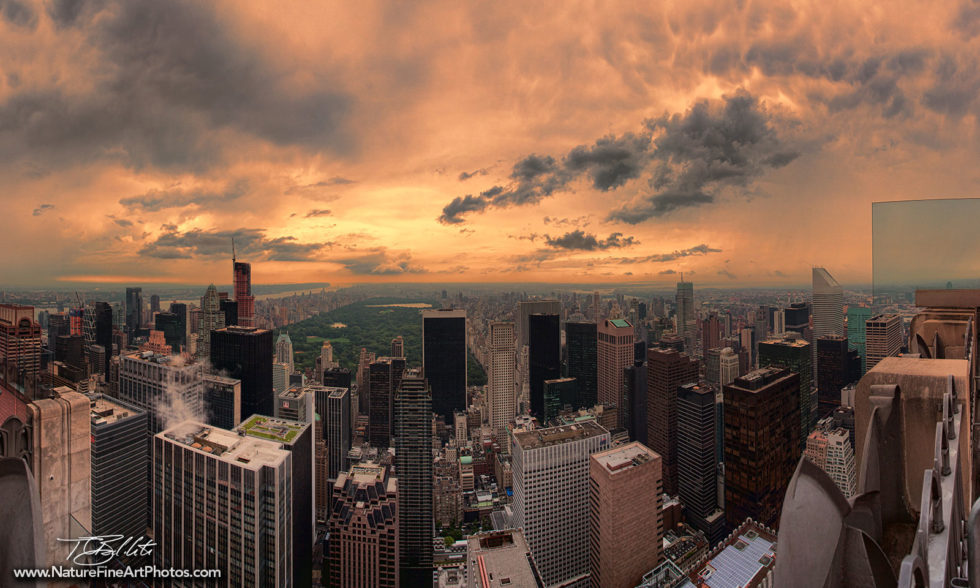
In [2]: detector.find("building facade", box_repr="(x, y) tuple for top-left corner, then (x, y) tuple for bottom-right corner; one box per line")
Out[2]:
(328, 463), (399, 587)
(422, 309), (467, 420)
(646, 347), (699, 496)
(597, 318), (634, 429)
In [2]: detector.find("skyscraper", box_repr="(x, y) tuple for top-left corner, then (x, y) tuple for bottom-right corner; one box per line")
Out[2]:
(804, 424), (857, 498)
(233, 250), (255, 328)
(589, 441), (663, 588)
(328, 463), (399, 587)
(815, 335), (860, 417)
(393, 372), (433, 585)
(718, 346), (740, 386)
(565, 320), (598, 409)
(723, 367), (801, 529)
(675, 280), (695, 353)
(203, 374), (241, 429)
(701, 313), (721, 357)
(646, 347), (699, 496)
(421, 308), (467, 419)
(368, 356), (405, 448)
(154, 421), (294, 586)
(125, 287), (143, 340)
(543, 376), (577, 422)
(677, 383), (726, 545)
(324, 387), (351, 482)
(154, 311), (183, 352)
(846, 305), (871, 375)
(865, 314), (903, 371)
(210, 326), (274, 421)
(487, 321), (516, 439)
(527, 313), (560, 421)
(198, 284), (225, 360)
(758, 332), (813, 442)
(149, 294), (160, 315)
(597, 318), (634, 429)
(390, 335), (404, 358)
(518, 299), (562, 348)
(512, 421), (610, 587)
(275, 331), (294, 373)
(0, 304), (42, 387)
(812, 267), (844, 383)
(117, 349), (205, 434)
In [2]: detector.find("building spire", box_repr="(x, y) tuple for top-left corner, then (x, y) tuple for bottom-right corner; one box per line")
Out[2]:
(232, 237), (236, 264)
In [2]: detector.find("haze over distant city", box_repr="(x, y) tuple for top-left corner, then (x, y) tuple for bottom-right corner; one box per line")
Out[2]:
(3, 0), (980, 287)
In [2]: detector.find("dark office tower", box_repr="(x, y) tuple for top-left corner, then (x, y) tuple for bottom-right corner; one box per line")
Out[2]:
(518, 299), (562, 348)
(88, 394), (149, 540)
(528, 313), (561, 421)
(624, 361), (648, 445)
(323, 366), (352, 390)
(677, 383), (726, 545)
(676, 280), (695, 353)
(93, 302), (114, 375)
(210, 326), (274, 420)
(566, 321), (598, 409)
(87, 345), (106, 377)
(647, 347), (699, 496)
(784, 302), (811, 335)
(393, 373), (434, 586)
(55, 333), (85, 369)
(368, 357), (406, 448)
(203, 374), (241, 429)
(149, 294), (160, 315)
(659, 334), (685, 353)
(125, 287), (142, 339)
(421, 308), (467, 420)
(47, 313), (69, 349)
(543, 377), (577, 422)
(724, 367), (801, 529)
(220, 298), (238, 327)
(154, 312), (182, 352)
(168, 302), (188, 349)
(701, 314), (721, 358)
(325, 387), (351, 481)
(758, 332), (813, 443)
(391, 335), (404, 358)
(233, 250), (255, 328)
(815, 335), (860, 417)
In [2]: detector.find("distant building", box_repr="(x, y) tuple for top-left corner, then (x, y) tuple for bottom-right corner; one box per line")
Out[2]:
(865, 314), (903, 372)
(675, 281), (695, 354)
(125, 287), (143, 341)
(512, 421), (610, 587)
(368, 356), (406, 448)
(589, 441), (663, 588)
(646, 347), (699, 496)
(846, 305), (871, 376)
(390, 335), (404, 358)
(597, 318), (634, 429)
(233, 258), (255, 328)
(724, 367), (801, 529)
(422, 308), (467, 420)
(328, 463), (399, 587)
(197, 284), (225, 360)
(719, 347), (740, 386)
(275, 332), (294, 373)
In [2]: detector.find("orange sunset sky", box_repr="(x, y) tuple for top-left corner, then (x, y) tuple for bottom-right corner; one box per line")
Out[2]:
(1, 0), (979, 287)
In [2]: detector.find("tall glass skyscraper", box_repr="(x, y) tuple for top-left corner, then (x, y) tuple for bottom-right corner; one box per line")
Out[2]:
(565, 321), (598, 409)
(846, 305), (871, 376)
(421, 308), (467, 419)
(210, 326), (274, 420)
(393, 372), (433, 586)
(528, 313), (560, 421)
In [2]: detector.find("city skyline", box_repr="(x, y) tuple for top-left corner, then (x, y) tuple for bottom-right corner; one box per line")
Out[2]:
(3, 2), (980, 286)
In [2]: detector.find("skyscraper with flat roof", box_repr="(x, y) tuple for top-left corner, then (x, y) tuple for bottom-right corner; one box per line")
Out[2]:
(597, 318), (634, 429)
(865, 314), (903, 372)
(210, 325), (274, 421)
(125, 287), (143, 340)
(88, 394), (148, 541)
(589, 441), (663, 588)
(528, 313), (560, 421)
(368, 356), (405, 448)
(487, 321), (516, 439)
(512, 421), (610, 587)
(758, 332), (813, 442)
(723, 367), (801, 529)
(677, 383), (726, 545)
(566, 320), (598, 409)
(846, 305), (871, 375)
(675, 281), (695, 353)
(422, 308), (467, 419)
(646, 347), (699, 496)
(0, 304), (42, 387)
(393, 372), (433, 585)
(518, 299), (562, 349)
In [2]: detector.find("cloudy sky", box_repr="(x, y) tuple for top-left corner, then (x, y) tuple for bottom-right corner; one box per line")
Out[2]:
(2, 0), (979, 287)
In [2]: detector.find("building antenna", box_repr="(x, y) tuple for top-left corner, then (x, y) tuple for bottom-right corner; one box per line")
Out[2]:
(232, 237), (236, 264)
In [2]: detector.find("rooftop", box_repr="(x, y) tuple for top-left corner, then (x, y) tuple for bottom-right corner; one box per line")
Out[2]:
(730, 367), (792, 391)
(466, 530), (539, 588)
(607, 318), (632, 328)
(160, 421), (288, 469)
(592, 441), (660, 474)
(760, 334), (809, 348)
(89, 394), (143, 426)
(203, 374), (239, 385)
(238, 414), (307, 444)
(513, 420), (607, 450)
(681, 521), (777, 588)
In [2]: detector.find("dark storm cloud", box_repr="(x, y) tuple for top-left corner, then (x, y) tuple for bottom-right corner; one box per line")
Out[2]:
(612, 243), (721, 264)
(459, 167), (490, 181)
(440, 91), (799, 225)
(32, 203), (54, 216)
(658, 269), (677, 275)
(305, 209), (332, 218)
(113, 218), (133, 227)
(139, 227), (331, 262)
(0, 0), (38, 29)
(0, 0), (352, 172)
(543, 230), (638, 251)
(333, 249), (426, 275)
(45, 0), (95, 28)
(119, 180), (249, 212)
(717, 269), (737, 279)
